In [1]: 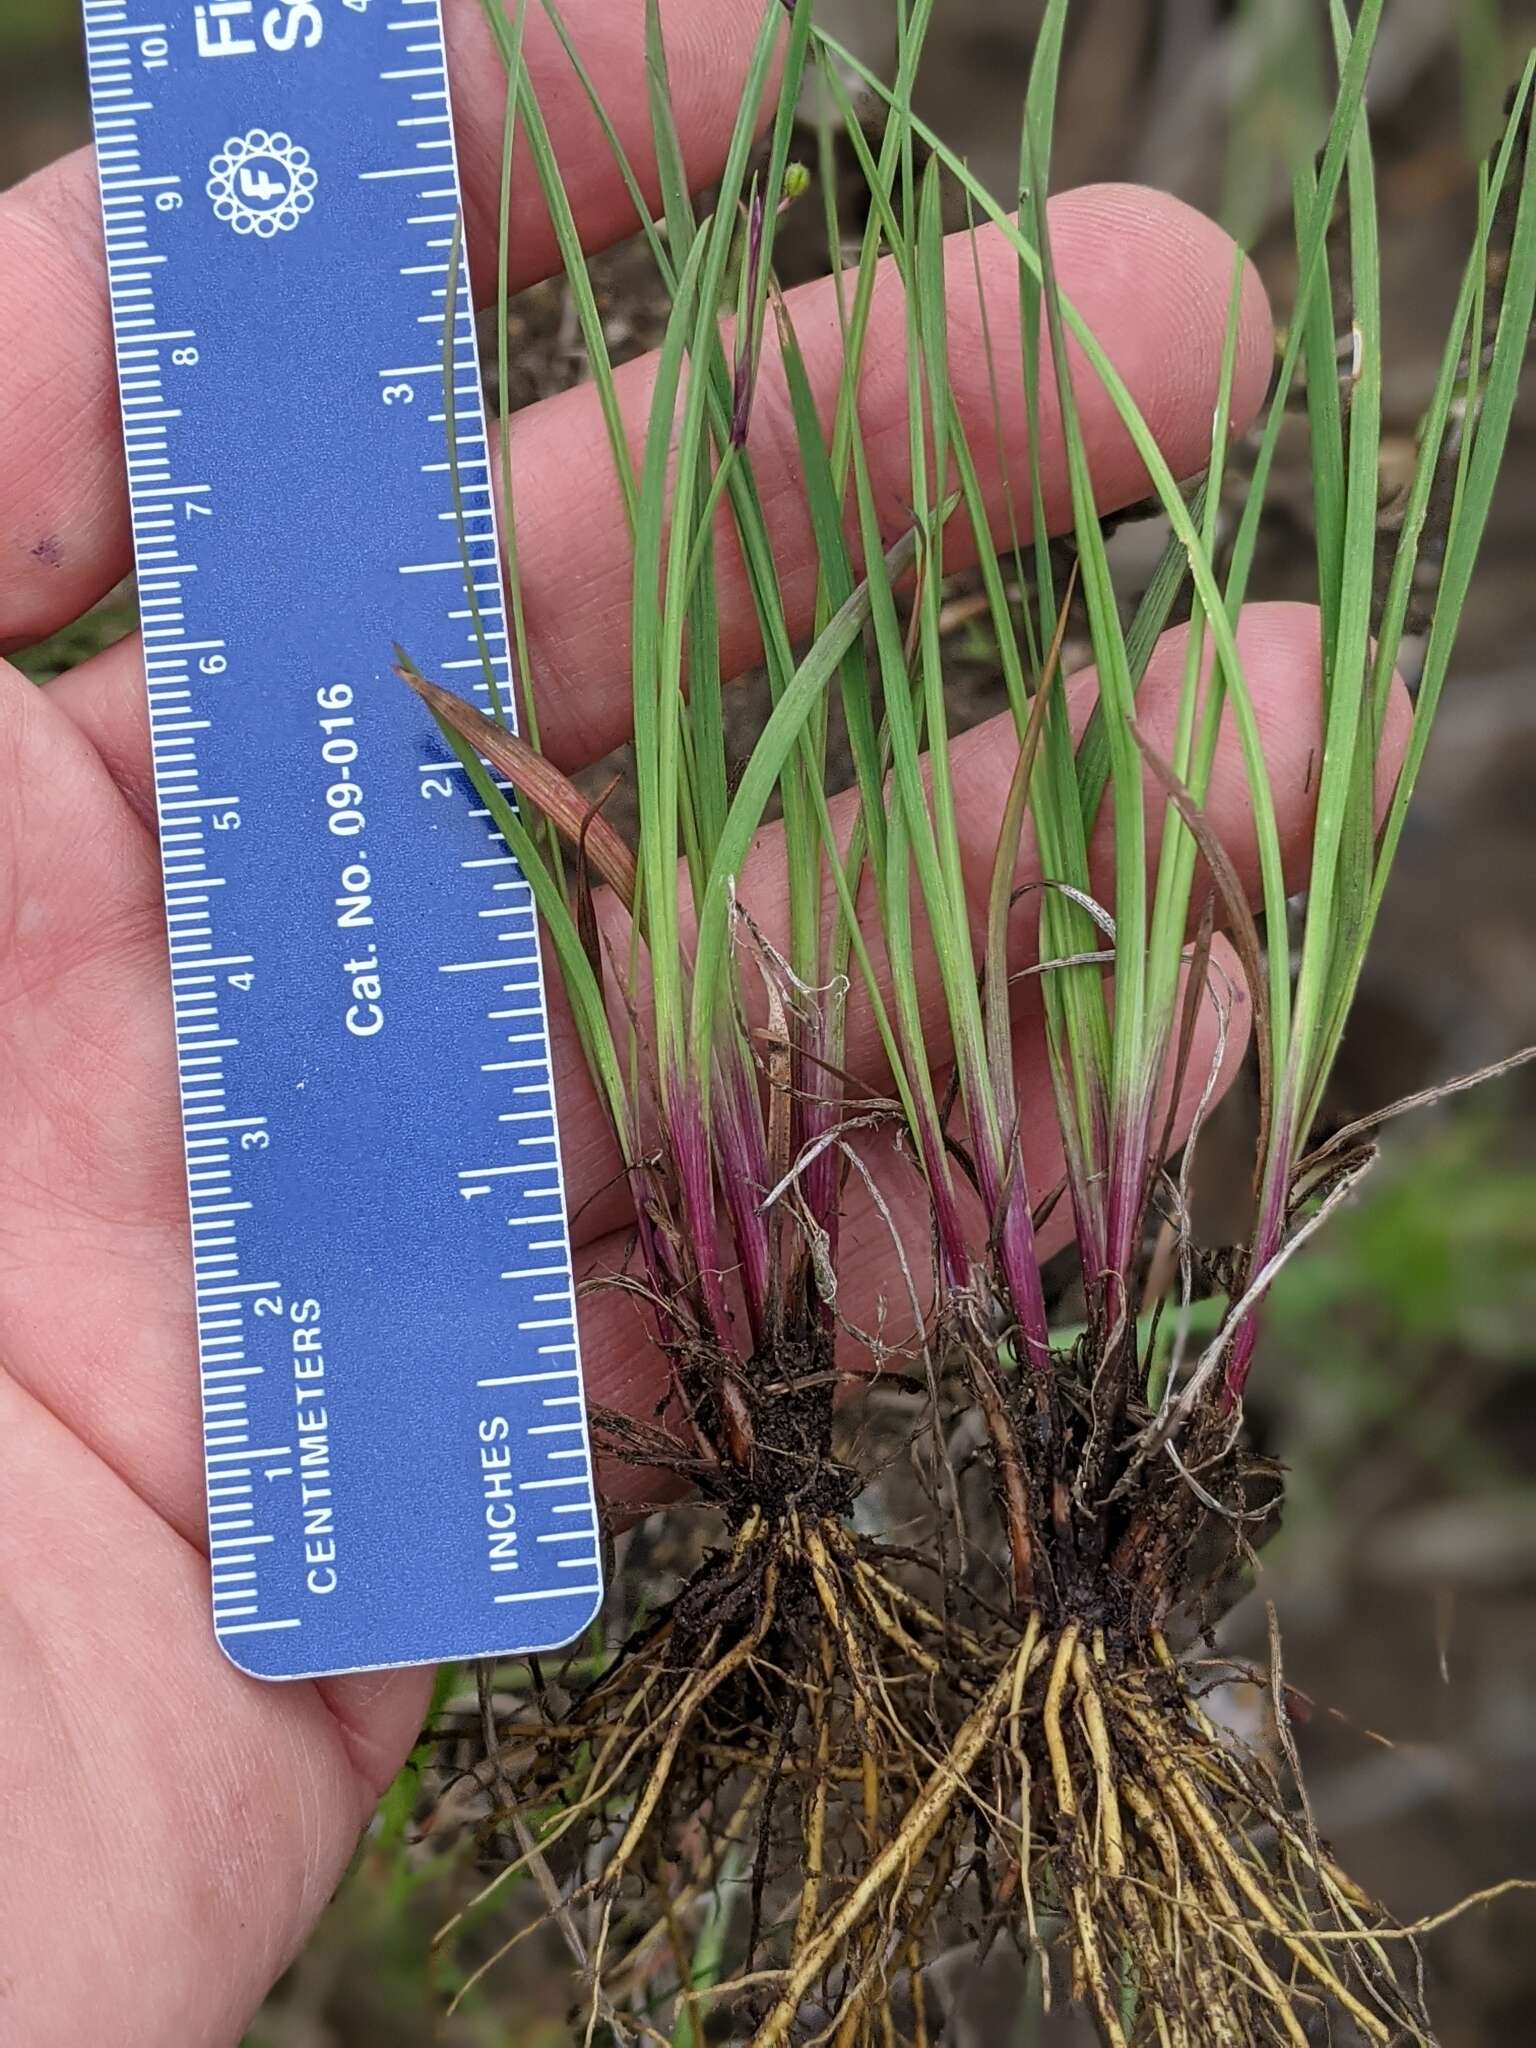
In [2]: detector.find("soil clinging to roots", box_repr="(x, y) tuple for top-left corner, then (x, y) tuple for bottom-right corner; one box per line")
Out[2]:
(439, 1317), (1435, 2047)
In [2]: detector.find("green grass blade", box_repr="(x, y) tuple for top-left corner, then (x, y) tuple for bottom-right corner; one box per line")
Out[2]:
(643, 0), (697, 267)
(631, 225), (712, 1081)
(1321, 82), (1536, 1112)
(476, 0), (637, 527)
(1285, 1), (1384, 1125)
(688, 522), (922, 1084)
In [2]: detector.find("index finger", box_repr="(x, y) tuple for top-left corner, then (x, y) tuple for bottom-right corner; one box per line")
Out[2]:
(0, 0), (770, 649)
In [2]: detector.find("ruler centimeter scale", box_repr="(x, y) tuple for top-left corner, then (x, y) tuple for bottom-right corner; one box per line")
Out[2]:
(79, 0), (603, 1679)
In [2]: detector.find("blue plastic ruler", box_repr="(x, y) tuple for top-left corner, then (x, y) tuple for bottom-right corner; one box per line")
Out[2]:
(79, 0), (603, 1679)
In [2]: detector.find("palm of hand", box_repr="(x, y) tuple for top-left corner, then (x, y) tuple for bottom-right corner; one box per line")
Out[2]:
(1, 668), (433, 2040)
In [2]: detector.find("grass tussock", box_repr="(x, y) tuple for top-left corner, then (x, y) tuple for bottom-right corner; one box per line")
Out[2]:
(407, 0), (1536, 2038)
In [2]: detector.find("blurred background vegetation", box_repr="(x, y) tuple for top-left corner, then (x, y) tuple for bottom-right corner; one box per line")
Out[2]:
(4, 0), (1534, 2040)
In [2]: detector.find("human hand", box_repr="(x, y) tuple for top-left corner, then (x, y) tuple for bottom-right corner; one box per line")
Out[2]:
(0, 3), (1402, 2042)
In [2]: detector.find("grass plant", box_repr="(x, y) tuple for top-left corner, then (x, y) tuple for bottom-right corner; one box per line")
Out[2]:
(406, 3), (1536, 2039)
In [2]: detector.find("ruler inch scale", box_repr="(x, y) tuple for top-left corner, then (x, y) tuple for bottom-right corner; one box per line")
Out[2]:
(80, 0), (602, 1679)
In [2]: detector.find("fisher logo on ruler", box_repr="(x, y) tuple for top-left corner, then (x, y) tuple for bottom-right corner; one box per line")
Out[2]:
(80, 0), (603, 1678)
(205, 129), (317, 235)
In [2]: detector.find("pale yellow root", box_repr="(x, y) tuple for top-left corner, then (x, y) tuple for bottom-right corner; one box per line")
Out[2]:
(1118, 1688), (1393, 2045)
(749, 1645), (1025, 2048)
(793, 1628), (835, 1954)
(607, 1558), (780, 1882)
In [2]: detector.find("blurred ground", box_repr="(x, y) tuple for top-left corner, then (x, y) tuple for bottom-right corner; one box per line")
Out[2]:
(5, 1), (1535, 2042)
